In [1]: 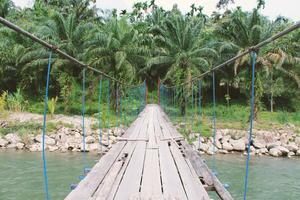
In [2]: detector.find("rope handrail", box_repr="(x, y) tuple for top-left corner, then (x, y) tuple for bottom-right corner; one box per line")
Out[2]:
(0, 17), (141, 88)
(160, 20), (300, 89)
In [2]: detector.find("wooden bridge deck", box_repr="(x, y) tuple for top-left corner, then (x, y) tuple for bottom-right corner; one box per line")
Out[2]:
(65, 104), (233, 200)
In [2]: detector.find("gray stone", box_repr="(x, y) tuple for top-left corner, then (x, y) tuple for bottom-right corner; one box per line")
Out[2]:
(275, 146), (289, 156)
(49, 145), (59, 152)
(6, 143), (17, 149)
(4, 133), (21, 144)
(296, 150), (300, 156)
(86, 136), (95, 144)
(269, 148), (282, 157)
(199, 143), (209, 152)
(285, 143), (299, 152)
(29, 144), (42, 152)
(89, 143), (99, 151)
(288, 152), (295, 157)
(0, 138), (9, 147)
(266, 141), (281, 150)
(230, 139), (245, 151)
(256, 148), (268, 154)
(34, 135), (56, 145)
(16, 143), (25, 150)
(222, 142), (233, 151)
(218, 150), (228, 154)
(295, 137), (300, 145)
(253, 139), (266, 149)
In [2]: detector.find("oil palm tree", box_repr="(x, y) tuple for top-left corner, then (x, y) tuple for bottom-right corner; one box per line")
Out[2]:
(147, 12), (217, 115)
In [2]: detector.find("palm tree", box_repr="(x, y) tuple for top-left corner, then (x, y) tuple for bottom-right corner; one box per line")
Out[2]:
(215, 8), (279, 119)
(0, 0), (14, 18)
(84, 17), (149, 108)
(147, 12), (217, 115)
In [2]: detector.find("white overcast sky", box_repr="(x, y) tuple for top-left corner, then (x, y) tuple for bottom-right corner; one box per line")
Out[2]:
(12, 0), (300, 21)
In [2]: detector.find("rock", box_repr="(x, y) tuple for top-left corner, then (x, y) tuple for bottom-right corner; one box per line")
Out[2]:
(285, 143), (299, 152)
(199, 143), (209, 152)
(295, 137), (300, 146)
(221, 135), (231, 143)
(6, 143), (17, 149)
(296, 150), (300, 156)
(269, 148), (282, 157)
(218, 150), (228, 154)
(275, 146), (289, 156)
(222, 142), (233, 151)
(253, 139), (266, 149)
(256, 148), (268, 154)
(4, 133), (21, 144)
(266, 141), (281, 150)
(49, 146), (59, 152)
(288, 152), (295, 157)
(86, 136), (95, 144)
(0, 138), (9, 147)
(230, 139), (245, 151)
(16, 143), (25, 150)
(89, 143), (99, 151)
(29, 144), (42, 152)
(34, 135), (56, 145)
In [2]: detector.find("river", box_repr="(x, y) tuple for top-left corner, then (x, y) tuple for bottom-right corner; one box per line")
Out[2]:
(0, 150), (299, 200)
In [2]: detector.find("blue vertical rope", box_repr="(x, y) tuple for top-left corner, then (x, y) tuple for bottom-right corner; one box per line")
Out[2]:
(82, 68), (87, 169)
(212, 71), (217, 174)
(191, 82), (194, 131)
(41, 51), (52, 200)
(116, 83), (119, 128)
(98, 76), (103, 152)
(243, 51), (257, 200)
(198, 80), (202, 150)
(107, 80), (110, 146)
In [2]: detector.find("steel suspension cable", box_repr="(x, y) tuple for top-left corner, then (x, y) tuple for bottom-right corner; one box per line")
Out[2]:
(159, 21), (300, 89)
(0, 17), (142, 88)
(212, 71), (217, 174)
(198, 80), (202, 150)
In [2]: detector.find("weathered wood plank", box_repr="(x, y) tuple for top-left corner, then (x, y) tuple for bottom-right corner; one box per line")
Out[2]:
(64, 141), (126, 200)
(114, 141), (147, 200)
(169, 144), (210, 200)
(159, 141), (187, 200)
(140, 148), (163, 198)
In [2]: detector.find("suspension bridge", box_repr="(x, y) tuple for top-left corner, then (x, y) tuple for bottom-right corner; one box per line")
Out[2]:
(0, 16), (299, 200)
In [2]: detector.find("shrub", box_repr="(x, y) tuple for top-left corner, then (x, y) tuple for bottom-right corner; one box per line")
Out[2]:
(6, 89), (28, 112)
(48, 96), (58, 117)
(0, 91), (7, 112)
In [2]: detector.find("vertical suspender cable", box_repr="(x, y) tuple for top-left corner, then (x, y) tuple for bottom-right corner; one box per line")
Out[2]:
(82, 68), (87, 169)
(191, 82), (194, 131)
(42, 51), (52, 200)
(107, 80), (110, 146)
(120, 85), (122, 127)
(212, 70), (217, 174)
(243, 51), (257, 200)
(98, 76), (103, 154)
(116, 83), (119, 128)
(198, 80), (202, 150)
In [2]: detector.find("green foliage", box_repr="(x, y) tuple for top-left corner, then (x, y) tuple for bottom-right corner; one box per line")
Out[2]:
(0, 91), (7, 112)
(6, 89), (27, 112)
(48, 96), (58, 117)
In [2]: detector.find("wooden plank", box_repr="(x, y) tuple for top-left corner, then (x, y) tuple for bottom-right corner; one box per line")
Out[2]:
(159, 141), (187, 200)
(106, 114), (150, 200)
(92, 141), (138, 200)
(114, 141), (147, 200)
(140, 149), (163, 198)
(181, 141), (234, 200)
(64, 141), (127, 200)
(169, 144), (210, 200)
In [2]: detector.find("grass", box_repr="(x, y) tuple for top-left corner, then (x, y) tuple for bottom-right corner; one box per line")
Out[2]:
(163, 103), (300, 141)
(0, 121), (73, 137)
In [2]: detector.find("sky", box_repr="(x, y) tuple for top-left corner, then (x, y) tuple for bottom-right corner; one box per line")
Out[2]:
(12, 0), (300, 21)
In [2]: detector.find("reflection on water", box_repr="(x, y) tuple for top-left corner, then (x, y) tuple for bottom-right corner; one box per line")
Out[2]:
(0, 150), (299, 200)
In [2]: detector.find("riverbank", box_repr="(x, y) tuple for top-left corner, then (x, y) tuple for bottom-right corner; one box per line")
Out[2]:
(0, 112), (300, 158)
